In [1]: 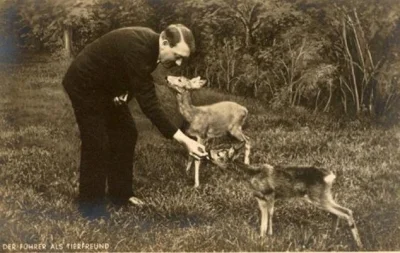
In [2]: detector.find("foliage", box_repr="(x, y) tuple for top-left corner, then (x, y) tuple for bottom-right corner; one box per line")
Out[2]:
(1, 0), (400, 120)
(11, 0), (92, 53)
(86, 0), (155, 41)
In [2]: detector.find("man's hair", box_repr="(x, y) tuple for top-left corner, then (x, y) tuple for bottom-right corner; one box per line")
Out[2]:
(162, 24), (195, 53)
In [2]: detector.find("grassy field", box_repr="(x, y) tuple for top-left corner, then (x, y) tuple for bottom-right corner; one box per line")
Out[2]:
(0, 57), (400, 252)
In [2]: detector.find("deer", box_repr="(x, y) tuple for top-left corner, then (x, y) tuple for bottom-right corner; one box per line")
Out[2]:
(165, 76), (251, 188)
(207, 144), (363, 249)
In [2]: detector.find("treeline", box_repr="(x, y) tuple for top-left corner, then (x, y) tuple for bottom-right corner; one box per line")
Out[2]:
(1, 0), (399, 121)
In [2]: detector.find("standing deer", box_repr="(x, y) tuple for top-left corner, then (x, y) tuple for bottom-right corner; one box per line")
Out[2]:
(166, 76), (251, 187)
(208, 144), (363, 249)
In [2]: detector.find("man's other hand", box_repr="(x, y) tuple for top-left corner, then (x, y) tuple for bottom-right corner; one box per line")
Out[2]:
(173, 130), (208, 160)
(113, 92), (129, 105)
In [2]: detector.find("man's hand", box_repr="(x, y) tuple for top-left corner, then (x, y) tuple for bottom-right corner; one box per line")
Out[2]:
(173, 130), (208, 160)
(186, 138), (208, 160)
(113, 92), (129, 105)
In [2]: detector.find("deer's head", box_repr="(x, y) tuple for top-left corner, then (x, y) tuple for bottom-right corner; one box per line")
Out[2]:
(166, 76), (207, 93)
(208, 142), (245, 168)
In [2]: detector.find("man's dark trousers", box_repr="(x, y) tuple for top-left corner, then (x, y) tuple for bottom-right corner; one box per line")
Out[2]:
(63, 80), (136, 205)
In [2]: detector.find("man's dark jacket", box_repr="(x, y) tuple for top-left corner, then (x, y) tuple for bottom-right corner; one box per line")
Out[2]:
(63, 27), (177, 138)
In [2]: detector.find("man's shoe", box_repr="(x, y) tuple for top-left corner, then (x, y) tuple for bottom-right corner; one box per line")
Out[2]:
(108, 196), (146, 209)
(128, 196), (145, 207)
(78, 200), (109, 220)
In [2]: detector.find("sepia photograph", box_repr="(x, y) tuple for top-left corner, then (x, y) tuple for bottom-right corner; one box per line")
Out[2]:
(0, 0), (399, 251)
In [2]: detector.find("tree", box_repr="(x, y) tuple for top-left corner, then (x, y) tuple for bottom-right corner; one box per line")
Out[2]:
(90, 0), (155, 35)
(180, 0), (271, 49)
(10, 0), (156, 57)
(14, 0), (93, 57)
(326, 0), (400, 116)
(0, 0), (19, 62)
(293, 0), (400, 117)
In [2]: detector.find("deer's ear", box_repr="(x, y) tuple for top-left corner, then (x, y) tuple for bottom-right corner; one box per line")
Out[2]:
(191, 76), (201, 81)
(190, 77), (207, 89)
(198, 79), (207, 88)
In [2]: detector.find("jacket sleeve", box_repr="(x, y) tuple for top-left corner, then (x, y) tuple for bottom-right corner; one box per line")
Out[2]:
(134, 74), (178, 139)
(121, 33), (178, 139)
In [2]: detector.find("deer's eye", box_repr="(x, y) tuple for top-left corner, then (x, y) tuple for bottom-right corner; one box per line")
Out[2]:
(178, 78), (182, 82)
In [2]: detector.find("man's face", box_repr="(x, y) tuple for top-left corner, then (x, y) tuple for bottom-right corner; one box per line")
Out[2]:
(159, 38), (190, 69)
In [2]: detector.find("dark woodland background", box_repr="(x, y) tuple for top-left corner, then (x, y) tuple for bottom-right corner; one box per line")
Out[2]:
(1, 0), (400, 122)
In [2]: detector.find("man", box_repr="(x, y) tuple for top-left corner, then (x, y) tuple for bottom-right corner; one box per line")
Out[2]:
(62, 24), (207, 218)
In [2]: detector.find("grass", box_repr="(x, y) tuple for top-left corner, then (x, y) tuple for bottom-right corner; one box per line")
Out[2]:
(0, 57), (400, 251)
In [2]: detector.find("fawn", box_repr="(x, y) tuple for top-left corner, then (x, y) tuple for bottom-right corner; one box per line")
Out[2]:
(208, 144), (363, 249)
(166, 76), (251, 187)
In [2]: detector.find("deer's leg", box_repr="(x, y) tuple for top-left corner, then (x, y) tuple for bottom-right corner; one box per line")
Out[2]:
(329, 201), (363, 249)
(193, 137), (204, 188)
(186, 155), (194, 172)
(309, 194), (363, 249)
(256, 197), (269, 237)
(194, 159), (201, 188)
(327, 193), (340, 235)
(230, 127), (251, 164)
(267, 196), (275, 236)
(331, 214), (340, 235)
(243, 135), (251, 165)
